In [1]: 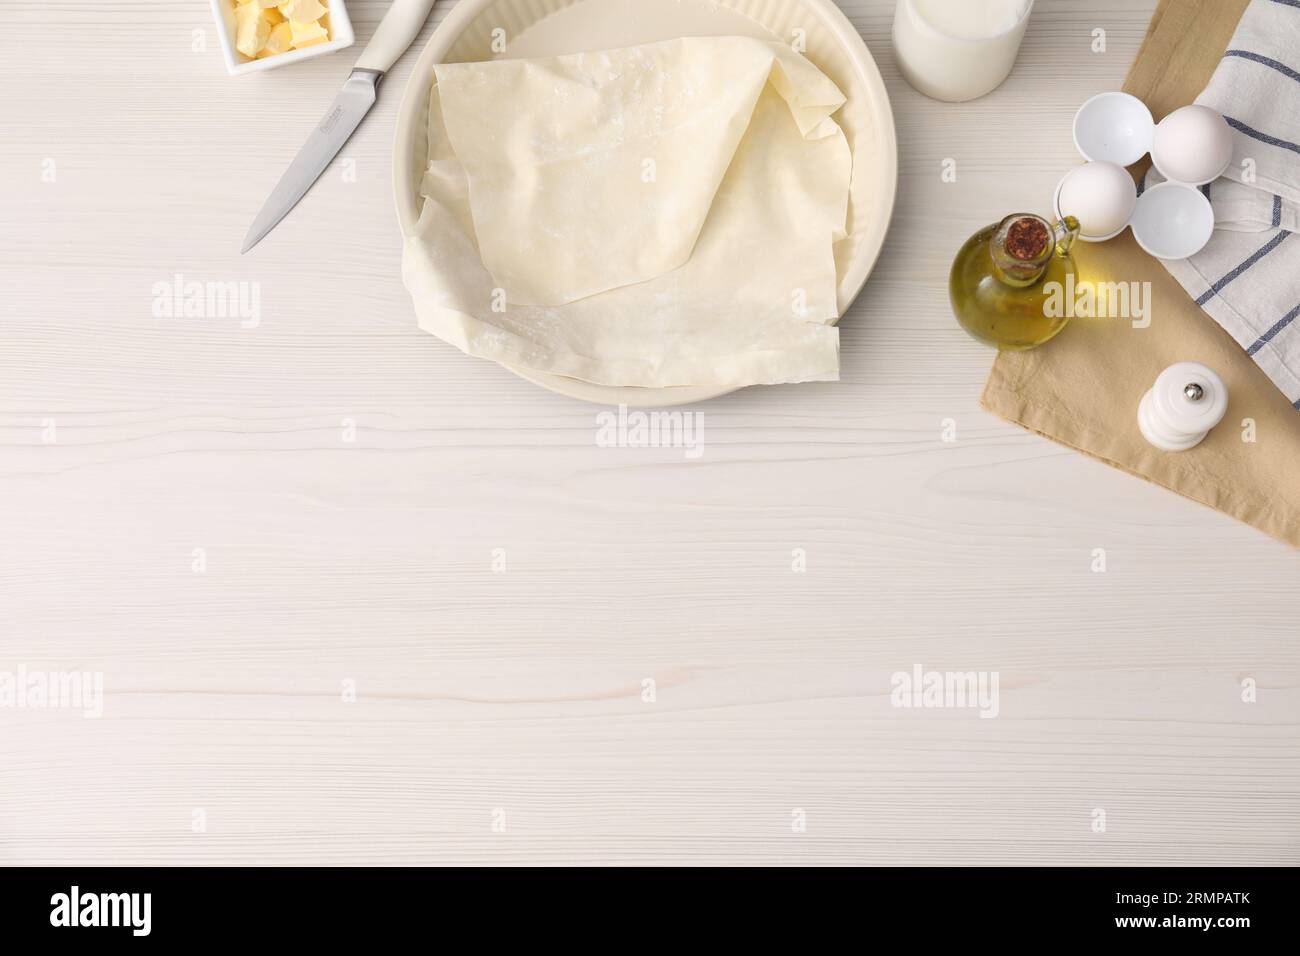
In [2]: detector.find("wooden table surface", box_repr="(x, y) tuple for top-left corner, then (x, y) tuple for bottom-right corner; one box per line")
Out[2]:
(2, 0), (1297, 866)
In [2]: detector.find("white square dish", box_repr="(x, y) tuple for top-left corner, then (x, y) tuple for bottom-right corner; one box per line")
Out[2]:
(209, 0), (356, 76)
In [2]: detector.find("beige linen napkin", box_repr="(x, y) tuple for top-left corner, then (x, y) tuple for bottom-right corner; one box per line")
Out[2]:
(982, 0), (1300, 548)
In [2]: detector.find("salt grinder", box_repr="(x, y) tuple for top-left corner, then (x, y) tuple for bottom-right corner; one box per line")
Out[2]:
(1138, 362), (1228, 451)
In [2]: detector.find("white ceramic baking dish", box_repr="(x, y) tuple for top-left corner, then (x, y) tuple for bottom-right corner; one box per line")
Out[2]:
(392, 0), (899, 407)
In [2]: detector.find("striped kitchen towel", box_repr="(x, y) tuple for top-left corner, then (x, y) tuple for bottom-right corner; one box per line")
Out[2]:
(1146, 0), (1300, 410)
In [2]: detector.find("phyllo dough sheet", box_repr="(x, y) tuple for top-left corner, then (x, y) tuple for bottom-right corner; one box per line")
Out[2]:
(402, 36), (852, 388)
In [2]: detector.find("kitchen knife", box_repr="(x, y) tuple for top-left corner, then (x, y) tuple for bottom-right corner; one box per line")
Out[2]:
(241, 0), (439, 254)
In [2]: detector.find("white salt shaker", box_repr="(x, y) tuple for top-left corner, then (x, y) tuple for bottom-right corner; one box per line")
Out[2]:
(1138, 362), (1228, 451)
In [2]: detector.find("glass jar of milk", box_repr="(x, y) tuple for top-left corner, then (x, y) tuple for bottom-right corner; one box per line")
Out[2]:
(893, 0), (1034, 102)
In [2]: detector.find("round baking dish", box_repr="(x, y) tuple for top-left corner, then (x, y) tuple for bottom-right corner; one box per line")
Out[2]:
(393, 0), (898, 406)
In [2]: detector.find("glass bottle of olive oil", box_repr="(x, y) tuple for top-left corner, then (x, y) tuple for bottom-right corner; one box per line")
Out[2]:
(950, 213), (1081, 350)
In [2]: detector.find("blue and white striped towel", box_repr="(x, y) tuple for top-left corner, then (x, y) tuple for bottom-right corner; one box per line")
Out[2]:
(1144, 0), (1300, 411)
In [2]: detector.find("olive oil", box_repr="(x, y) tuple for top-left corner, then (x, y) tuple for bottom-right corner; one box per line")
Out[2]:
(949, 214), (1080, 350)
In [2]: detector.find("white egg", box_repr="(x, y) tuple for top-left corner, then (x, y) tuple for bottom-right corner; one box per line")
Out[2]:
(1056, 161), (1138, 239)
(1152, 105), (1234, 185)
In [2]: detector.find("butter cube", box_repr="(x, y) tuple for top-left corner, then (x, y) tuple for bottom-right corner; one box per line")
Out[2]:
(258, 21), (294, 57)
(279, 0), (328, 22)
(288, 19), (329, 48)
(234, 2), (272, 58)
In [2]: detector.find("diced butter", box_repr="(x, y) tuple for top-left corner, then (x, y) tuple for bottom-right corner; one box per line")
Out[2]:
(232, 0), (329, 60)
(234, 2), (272, 58)
(279, 0), (328, 22)
(259, 21), (294, 57)
(289, 18), (329, 48)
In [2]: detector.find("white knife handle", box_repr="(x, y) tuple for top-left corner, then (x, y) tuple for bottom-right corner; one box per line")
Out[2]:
(354, 0), (438, 74)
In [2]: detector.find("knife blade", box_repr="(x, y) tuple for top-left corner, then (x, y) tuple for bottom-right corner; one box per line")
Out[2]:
(241, 69), (380, 254)
(241, 0), (439, 254)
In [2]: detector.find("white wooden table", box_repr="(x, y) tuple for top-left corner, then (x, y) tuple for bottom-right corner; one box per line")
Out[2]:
(1, 0), (1296, 866)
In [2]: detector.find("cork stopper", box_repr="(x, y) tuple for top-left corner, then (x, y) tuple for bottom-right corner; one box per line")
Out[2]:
(990, 214), (1054, 286)
(1005, 217), (1050, 260)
